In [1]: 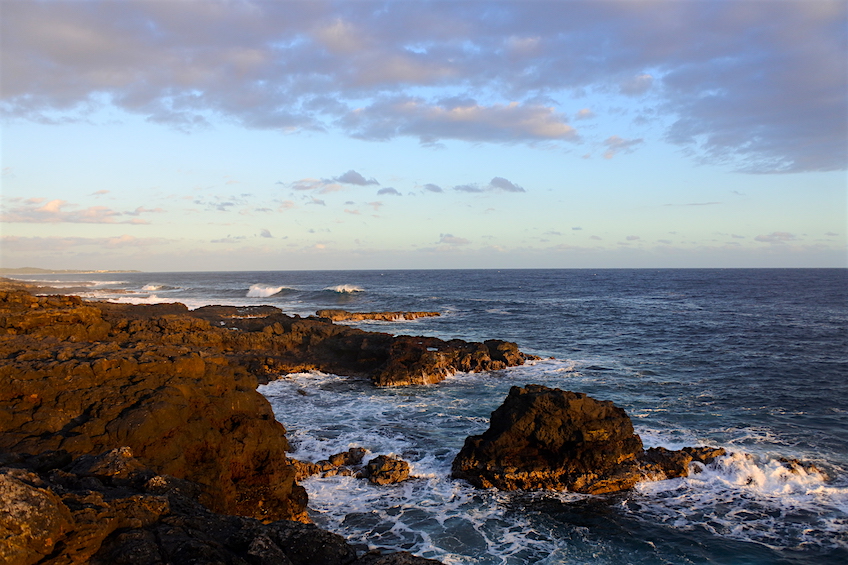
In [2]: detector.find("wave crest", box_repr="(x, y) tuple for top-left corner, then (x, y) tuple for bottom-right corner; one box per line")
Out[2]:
(324, 284), (364, 294)
(247, 284), (286, 298)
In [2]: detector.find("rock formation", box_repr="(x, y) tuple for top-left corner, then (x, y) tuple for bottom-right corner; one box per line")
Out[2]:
(0, 449), (441, 565)
(452, 385), (725, 494)
(0, 286), (455, 563)
(316, 310), (441, 322)
(364, 455), (411, 486)
(290, 449), (412, 486)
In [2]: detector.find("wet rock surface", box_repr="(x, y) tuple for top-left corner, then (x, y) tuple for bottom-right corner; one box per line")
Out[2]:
(315, 310), (441, 322)
(452, 385), (726, 494)
(0, 287), (456, 563)
(0, 449), (440, 565)
(290, 449), (412, 486)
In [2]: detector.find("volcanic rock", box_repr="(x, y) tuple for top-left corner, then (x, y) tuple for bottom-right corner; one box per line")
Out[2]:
(0, 290), (307, 523)
(0, 450), (441, 565)
(452, 385), (725, 494)
(364, 455), (411, 485)
(316, 310), (441, 322)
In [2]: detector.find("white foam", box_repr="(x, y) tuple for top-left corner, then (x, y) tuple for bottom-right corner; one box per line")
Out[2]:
(324, 284), (364, 293)
(246, 283), (285, 297)
(634, 451), (848, 550)
(141, 283), (176, 291)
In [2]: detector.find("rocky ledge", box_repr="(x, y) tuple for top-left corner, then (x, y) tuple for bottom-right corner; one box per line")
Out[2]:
(0, 285), (536, 563)
(452, 385), (726, 494)
(315, 310), (440, 322)
(0, 448), (441, 565)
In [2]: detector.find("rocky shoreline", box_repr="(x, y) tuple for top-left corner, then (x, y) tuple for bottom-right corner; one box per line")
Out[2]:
(1, 280), (760, 564)
(0, 281), (535, 564)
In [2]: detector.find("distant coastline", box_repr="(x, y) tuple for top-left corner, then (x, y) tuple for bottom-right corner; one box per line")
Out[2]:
(0, 267), (141, 275)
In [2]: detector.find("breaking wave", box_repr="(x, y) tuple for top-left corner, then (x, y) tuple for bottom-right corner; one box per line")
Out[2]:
(246, 283), (288, 298)
(324, 284), (365, 294)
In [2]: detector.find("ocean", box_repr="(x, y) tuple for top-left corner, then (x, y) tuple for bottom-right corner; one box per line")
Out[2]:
(9, 268), (847, 564)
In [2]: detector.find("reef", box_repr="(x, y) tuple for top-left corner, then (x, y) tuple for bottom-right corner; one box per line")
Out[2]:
(452, 384), (726, 494)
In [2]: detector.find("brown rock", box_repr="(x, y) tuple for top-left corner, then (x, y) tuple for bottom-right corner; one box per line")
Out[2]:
(0, 451), (441, 565)
(316, 309), (441, 322)
(452, 385), (725, 494)
(0, 291), (307, 524)
(365, 455), (411, 485)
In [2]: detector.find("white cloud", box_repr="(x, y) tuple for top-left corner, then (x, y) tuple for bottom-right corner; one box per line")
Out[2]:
(452, 177), (526, 194)
(343, 98), (577, 145)
(335, 170), (379, 186)
(1, 1), (843, 172)
(603, 136), (644, 159)
(0, 198), (156, 224)
(755, 232), (798, 243)
(438, 233), (471, 245)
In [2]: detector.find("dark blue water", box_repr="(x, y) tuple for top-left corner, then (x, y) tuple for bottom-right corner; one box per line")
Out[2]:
(12, 269), (848, 563)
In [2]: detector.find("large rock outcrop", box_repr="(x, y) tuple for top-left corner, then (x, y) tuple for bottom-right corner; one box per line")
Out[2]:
(0, 449), (441, 565)
(452, 385), (725, 494)
(0, 291), (307, 523)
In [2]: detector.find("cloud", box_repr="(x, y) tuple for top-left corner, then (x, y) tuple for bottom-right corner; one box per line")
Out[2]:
(620, 73), (654, 96)
(91, 190), (110, 196)
(377, 187), (401, 196)
(212, 235), (247, 244)
(124, 206), (165, 216)
(343, 98), (578, 145)
(288, 178), (344, 194)
(438, 234), (471, 245)
(335, 170), (379, 185)
(453, 177), (526, 194)
(755, 232), (798, 243)
(422, 183), (443, 193)
(572, 227), (583, 231)
(1, 1), (844, 172)
(260, 228), (273, 238)
(0, 199), (156, 224)
(574, 108), (594, 120)
(488, 177), (525, 193)
(603, 136), (644, 159)
(0, 234), (169, 251)
(626, 235), (641, 241)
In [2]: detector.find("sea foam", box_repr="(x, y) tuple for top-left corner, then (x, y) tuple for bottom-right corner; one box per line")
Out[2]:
(246, 283), (286, 298)
(324, 284), (364, 294)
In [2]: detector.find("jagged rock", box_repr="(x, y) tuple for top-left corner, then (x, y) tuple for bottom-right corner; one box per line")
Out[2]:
(365, 455), (411, 485)
(354, 552), (444, 565)
(640, 446), (726, 479)
(452, 385), (725, 494)
(0, 290), (308, 523)
(316, 310), (441, 322)
(0, 468), (74, 565)
(0, 451), (441, 565)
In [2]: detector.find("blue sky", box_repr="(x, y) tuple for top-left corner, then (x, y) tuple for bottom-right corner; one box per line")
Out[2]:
(1, 0), (845, 271)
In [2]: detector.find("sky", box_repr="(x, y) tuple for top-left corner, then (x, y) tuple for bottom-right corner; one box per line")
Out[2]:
(1, 0), (846, 271)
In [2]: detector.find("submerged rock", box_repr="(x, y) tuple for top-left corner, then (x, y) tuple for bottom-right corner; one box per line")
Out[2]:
(452, 385), (725, 494)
